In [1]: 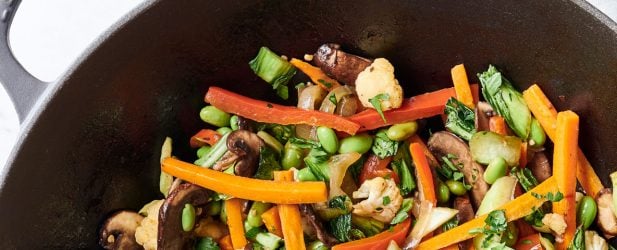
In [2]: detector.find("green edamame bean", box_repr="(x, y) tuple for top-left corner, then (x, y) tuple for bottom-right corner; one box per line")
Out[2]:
(181, 203), (196, 232)
(282, 148), (302, 170)
(196, 146), (211, 158)
(297, 167), (317, 181)
(529, 119), (546, 147)
(338, 134), (373, 154)
(229, 115), (239, 130)
(247, 202), (272, 228)
(386, 121), (418, 141)
(200, 106), (231, 127)
(257, 131), (284, 154)
(446, 180), (467, 196)
(483, 157), (508, 184)
(216, 127), (233, 135)
(316, 126), (339, 154)
(437, 182), (451, 204)
(576, 195), (597, 230)
(206, 200), (221, 216)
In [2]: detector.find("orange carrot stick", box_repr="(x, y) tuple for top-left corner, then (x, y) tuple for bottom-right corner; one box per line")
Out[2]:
(290, 58), (341, 91)
(224, 198), (247, 249)
(489, 116), (508, 135)
(218, 235), (234, 250)
(205, 86), (360, 135)
(349, 84), (479, 132)
(162, 158), (327, 204)
(409, 135), (439, 167)
(552, 111), (579, 250)
(410, 143), (437, 204)
(451, 64), (475, 108)
(261, 206), (284, 237)
(416, 177), (558, 250)
(523, 84), (603, 198)
(519, 142), (528, 168)
(274, 171), (306, 250)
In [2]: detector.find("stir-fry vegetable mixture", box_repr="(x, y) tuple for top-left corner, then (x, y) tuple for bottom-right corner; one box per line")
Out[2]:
(99, 44), (616, 250)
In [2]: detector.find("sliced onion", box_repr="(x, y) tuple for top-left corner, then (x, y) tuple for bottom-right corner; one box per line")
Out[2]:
(319, 86), (354, 114)
(298, 84), (327, 110)
(403, 201), (459, 249)
(328, 152), (362, 199)
(476, 176), (517, 216)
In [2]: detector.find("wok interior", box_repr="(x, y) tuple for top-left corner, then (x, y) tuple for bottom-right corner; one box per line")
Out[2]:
(1, 0), (616, 248)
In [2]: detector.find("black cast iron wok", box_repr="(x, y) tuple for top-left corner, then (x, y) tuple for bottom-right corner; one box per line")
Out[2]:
(0, 0), (616, 248)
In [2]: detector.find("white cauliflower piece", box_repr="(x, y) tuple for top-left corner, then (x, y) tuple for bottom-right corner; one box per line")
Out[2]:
(355, 58), (404, 111)
(135, 199), (164, 250)
(541, 213), (567, 237)
(352, 177), (403, 222)
(585, 230), (609, 250)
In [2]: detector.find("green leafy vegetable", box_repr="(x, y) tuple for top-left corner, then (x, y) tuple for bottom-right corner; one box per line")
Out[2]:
(531, 191), (564, 202)
(249, 47), (297, 100)
(261, 124), (294, 145)
(195, 237), (220, 250)
(442, 217), (459, 232)
(391, 198), (413, 225)
(524, 207), (545, 228)
(245, 227), (265, 239)
(369, 93), (390, 122)
(391, 158), (415, 196)
(567, 226), (585, 250)
(478, 65), (532, 139)
(470, 210), (510, 249)
(254, 146), (282, 180)
(327, 195), (355, 242)
(444, 97), (476, 140)
(371, 130), (399, 159)
(304, 147), (331, 181)
(383, 196), (391, 205)
(510, 167), (539, 192)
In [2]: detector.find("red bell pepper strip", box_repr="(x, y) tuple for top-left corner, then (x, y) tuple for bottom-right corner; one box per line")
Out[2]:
(349, 84), (479, 132)
(332, 218), (411, 250)
(190, 129), (222, 148)
(513, 233), (544, 250)
(359, 155), (399, 185)
(205, 87), (361, 135)
(410, 143), (437, 204)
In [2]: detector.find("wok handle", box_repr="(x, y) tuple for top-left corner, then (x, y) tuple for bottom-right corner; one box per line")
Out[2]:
(0, 0), (48, 123)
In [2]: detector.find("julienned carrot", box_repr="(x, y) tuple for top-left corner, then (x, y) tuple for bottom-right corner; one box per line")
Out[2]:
(162, 158), (327, 204)
(522, 84), (603, 197)
(553, 111), (579, 250)
(273, 171), (305, 250)
(519, 142), (528, 168)
(332, 219), (411, 250)
(451, 64), (475, 108)
(410, 143), (437, 204)
(409, 135), (439, 167)
(350, 84), (479, 131)
(262, 206), (284, 237)
(225, 198), (247, 249)
(289, 58), (341, 91)
(205, 87), (360, 135)
(489, 116), (508, 135)
(416, 177), (558, 250)
(218, 235), (233, 250)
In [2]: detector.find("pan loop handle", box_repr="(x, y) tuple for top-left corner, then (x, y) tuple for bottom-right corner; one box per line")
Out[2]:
(0, 0), (48, 123)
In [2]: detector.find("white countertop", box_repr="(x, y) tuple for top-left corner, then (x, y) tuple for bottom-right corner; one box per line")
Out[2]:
(0, 0), (616, 166)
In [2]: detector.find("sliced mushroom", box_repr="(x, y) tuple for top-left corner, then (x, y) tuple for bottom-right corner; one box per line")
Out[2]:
(428, 131), (489, 209)
(99, 211), (144, 250)
(299, 204), (339, 247)
(158, 183), (210, 249)
(227, 130), (264, 177)
(236, 116), (257, 132)
(453, 196), (475, 250)
(212, 151), (239, 171)
(529, 151), (552, 183)
(335, 94), (360, 117)
(313, 43), (372, 86)
(474, 102), (494, 132)
(596, 189), (617, 237)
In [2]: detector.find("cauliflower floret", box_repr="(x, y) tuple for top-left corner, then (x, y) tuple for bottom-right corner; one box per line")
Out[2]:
(355, 58), (403, 111)
(135, 200), (164, 250)
(585, 230), (609, 250)
(541, 213), (567, 239)
(352, 177), (403, 222)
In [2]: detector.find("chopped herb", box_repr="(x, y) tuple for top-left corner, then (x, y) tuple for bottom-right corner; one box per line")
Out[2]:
(318, 79), (333, 88)
(254, 146), (282, 180)
(442, 217), (459, 232)
(195, 237), (221, 250)
(452, 172), (465, 181)
(524, 207), (545, 227)
(382, 196), (391, 205)
(531, 191), (564, 202)
(289, 137), (322, 149)
(444, 97), (476, 140)
(391, 198), (413, 224)
(567, 226), (585, 250)
(369, 93), (390, 122)
(329, 93), (337, 105)
(521, 239), (532, 244)
(469, 210), (508, 248)
(511, 167), (539, 192)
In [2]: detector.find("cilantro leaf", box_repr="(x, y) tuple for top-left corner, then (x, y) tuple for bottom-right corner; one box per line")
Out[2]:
(329, 93), (337, 105)
(369, 93), (390, 122)
(444, 97), (476, 140)
(371, 130), (399, 159)
(383, 196), (391, 205)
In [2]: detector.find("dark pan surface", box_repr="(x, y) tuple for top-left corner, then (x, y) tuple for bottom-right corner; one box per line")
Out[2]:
(1, 0), (616, 248)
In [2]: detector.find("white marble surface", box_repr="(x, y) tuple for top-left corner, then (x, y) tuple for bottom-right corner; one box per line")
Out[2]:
(0, 0), (616, 166)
